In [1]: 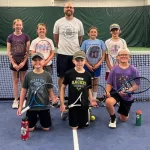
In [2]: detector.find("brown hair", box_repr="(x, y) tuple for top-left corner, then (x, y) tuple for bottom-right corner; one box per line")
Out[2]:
(37, 23), (47, 30)
(88, 26), (98, 33)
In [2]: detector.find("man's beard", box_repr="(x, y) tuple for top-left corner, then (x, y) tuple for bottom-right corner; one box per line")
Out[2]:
(65, 10), (73, 17)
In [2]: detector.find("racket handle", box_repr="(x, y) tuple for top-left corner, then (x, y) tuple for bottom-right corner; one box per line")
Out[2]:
(21, 106), (30, 114)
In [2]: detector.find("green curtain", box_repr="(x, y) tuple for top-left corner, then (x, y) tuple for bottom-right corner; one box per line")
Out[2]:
(0, 6), (149, 47)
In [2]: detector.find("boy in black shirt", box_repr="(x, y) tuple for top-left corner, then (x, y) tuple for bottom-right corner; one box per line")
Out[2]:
(60, 51), (97, 129)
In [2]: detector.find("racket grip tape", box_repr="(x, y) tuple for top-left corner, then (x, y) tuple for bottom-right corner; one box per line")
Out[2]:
(21, 106), (30, 114)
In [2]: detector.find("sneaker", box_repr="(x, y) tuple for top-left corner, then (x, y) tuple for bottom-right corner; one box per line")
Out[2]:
(12, 99), (19, 109)
(61, 110), (69, 121)
(23, 100), (26, 108)
(108, 119), (116, 128)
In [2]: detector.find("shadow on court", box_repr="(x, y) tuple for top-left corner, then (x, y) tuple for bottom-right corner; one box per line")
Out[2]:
(0, 101), (150, 150)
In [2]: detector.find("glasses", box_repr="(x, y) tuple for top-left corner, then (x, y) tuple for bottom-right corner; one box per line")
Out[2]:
(118, 54), (130, 57)
(64, 7), (73, 9)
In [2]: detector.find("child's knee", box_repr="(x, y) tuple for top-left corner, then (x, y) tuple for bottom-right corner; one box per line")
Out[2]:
(29, 127), (35, 132)
(119, 114), (129, 122)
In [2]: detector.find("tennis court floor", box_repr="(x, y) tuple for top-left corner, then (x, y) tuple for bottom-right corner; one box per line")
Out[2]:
(0, 101), (150, 150)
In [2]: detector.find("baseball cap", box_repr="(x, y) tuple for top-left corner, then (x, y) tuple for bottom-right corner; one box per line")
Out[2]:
(110, 23), (120, 31)
(32, 52), (44, 60)
(73, 51), (85, 59)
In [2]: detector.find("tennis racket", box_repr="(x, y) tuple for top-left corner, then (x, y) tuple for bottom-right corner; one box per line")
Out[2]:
(110, 77), (150, 95)
(35, 39), (52, 56)
(107, 54), (118, 67)
(21, 83), (58, 114)
(86, 45), (102, 67)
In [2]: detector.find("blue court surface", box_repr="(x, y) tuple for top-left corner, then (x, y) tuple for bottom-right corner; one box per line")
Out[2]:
(0, 101), (150, 150)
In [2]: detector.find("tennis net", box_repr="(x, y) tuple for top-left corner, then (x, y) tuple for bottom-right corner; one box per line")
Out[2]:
(0, 51), (150, 101)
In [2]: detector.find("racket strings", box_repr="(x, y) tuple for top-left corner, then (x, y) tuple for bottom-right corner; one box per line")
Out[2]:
(129, 78), (150, 93)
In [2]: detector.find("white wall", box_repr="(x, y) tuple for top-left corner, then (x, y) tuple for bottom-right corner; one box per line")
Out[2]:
(0, 0), (147, 7)
(55, 0), (146, 7)
(146, 0), (150, 5)
(0, 0), (54, 7)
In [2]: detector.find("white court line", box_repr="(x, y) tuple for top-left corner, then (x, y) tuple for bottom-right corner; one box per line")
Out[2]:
(72, 129), (79, 150)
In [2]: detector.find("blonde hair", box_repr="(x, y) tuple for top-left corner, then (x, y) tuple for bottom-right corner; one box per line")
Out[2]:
(117, 48), (130, 55)
(37, 23), (47, 30)
(13, 19), (23, 26)
(88, 26), (98, 33)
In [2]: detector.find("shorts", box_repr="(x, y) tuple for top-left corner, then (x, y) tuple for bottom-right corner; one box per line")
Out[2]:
(105, 72), (109, 80)
(26, 109), (52, 128)
(43, 64), (53, 75)
(10, 60), (28, 71)
(110, 89), (134, 116)
(69, 106), (89, 128)
(84, 65), (101, 78)
(57, 54), (74, 77)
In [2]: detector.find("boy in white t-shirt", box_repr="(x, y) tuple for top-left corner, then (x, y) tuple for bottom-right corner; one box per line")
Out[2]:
(105, 23), (128, 80)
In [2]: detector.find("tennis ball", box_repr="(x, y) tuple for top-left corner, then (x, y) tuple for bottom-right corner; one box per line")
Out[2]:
(90, 115), (96, 121)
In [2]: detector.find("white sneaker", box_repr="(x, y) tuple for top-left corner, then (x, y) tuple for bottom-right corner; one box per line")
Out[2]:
(12, 99), (19, 109)
(23, 100), (26, 108)
(108, 119), (116, 128)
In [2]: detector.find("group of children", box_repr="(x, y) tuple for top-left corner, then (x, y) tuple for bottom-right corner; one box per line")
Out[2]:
(7, 18), (139, 131)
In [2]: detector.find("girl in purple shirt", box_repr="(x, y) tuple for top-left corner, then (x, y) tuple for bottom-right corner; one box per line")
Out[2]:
(7, 19), (30, 109)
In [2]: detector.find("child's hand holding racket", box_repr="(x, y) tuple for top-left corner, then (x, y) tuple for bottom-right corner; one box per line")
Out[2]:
(17, 107), (22, 116)
(60, 104), (66, 112)
(89, 98), (97, 107)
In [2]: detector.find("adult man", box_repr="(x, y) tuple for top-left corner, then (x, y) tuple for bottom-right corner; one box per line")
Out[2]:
(53, 2), (84, 90)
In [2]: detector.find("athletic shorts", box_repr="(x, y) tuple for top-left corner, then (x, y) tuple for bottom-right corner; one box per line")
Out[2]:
(57, 54), (74, 77)
(69, 106), (89, 128)
(84, 65), (101, 78)
(110, 89), (134, 116)
(43, 64), (53, 75)
(26, 109), (52, 128)
(10, 60), (28, 71)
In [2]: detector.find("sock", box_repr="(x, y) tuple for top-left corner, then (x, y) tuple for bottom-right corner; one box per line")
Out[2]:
(110, 114), (116, 122)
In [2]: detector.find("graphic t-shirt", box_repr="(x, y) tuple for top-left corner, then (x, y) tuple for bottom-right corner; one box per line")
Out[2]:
(107, 65), (139, 101)
(7, 33), (30, 63)
(23, 71), (52, 110)
(81, 39), (106, 65)
(63, 68), (91, 106)
(105, 38), (127, 72)
(30, 37), (55, 66)
(53, 17), (84, 55)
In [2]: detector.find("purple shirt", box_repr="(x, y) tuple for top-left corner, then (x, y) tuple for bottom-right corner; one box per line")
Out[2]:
(7, 33), (30, 63)
(107, 65), (139, 101)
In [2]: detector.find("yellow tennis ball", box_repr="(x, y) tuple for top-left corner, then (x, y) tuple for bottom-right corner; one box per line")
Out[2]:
(90, 115), (96, 121)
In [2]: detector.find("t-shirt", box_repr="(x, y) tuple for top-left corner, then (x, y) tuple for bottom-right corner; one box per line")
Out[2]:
(7, 33), (30, 63)
(107, 65), (139, 101)
(105, 38), (127, 72)
(53, 17), (84, 55)
(29, 37), (55, 66)
(81, 39), (106, 64)
(63, 68), (91, 106)
(23, 70), (52, 110)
